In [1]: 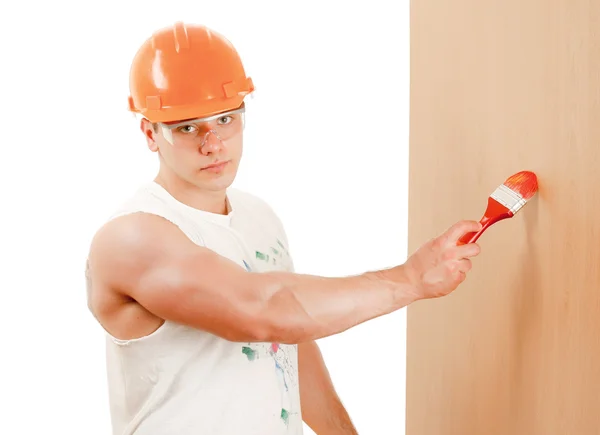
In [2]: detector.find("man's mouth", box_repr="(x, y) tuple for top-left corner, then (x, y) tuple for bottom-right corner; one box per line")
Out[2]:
(201, 160), (230, 172)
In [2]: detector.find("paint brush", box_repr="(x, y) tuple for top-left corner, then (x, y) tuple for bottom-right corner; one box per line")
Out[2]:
(458, 170), (539, 245)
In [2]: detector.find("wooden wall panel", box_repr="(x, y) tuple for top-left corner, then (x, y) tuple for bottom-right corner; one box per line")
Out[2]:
(406, 1), (600, 434)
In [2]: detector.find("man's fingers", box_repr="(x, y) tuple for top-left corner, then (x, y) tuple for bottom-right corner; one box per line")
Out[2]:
(453, 259), (471, 284)
(457, 258), (473, 273)
(445, 220), (483, 243)
(454, 242), (481, 259)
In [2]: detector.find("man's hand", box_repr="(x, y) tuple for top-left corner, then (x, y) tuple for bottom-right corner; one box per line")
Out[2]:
(402, 219), (482, 299)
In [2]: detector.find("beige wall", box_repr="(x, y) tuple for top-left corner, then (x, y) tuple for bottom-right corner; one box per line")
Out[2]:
(406, 1), (600, 434)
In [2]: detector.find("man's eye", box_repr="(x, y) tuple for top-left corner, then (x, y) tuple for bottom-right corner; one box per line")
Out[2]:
(177, 125), (198, 133)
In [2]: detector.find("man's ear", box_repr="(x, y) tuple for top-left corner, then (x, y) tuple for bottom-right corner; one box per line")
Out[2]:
(140, 118), (159, 152)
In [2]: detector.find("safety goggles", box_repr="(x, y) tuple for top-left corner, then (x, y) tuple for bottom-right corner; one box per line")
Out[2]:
(158, 106), (245, 147)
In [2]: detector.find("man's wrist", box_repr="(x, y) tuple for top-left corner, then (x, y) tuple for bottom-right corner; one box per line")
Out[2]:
(370, 265), (422, 307)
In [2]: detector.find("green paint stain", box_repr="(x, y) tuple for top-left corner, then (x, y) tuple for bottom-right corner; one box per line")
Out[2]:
(242, 346), (257, 361)
(256, 251), (269, 261)
(280, 408), (289, 425)
(275, 239), (290, 256)
(271, 247), (280, 255)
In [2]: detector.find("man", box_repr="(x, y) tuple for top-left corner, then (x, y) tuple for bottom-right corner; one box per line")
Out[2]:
(86, 22), (482, 435)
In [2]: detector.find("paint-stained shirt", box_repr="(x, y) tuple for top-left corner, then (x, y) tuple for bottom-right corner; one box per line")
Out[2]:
(101, 181), (303, 435)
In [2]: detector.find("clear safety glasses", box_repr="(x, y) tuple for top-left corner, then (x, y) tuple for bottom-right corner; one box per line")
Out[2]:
(158, 106), (245, 147)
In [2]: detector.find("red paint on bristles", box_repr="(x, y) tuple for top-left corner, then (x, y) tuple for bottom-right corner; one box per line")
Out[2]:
(503, 170), (539, 200)
(457, 170), (539, 245)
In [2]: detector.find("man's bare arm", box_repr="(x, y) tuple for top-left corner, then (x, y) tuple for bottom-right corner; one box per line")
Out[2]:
(87, 213), (481, 344)
(299, 340), (358, 434)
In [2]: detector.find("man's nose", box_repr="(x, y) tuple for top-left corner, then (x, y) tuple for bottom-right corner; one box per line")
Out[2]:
(199, 129), (224, 154)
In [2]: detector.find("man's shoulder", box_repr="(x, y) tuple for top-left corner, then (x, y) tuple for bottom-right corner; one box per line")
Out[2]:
(90, 183), (177, 252)
(110, 182), (167, 216)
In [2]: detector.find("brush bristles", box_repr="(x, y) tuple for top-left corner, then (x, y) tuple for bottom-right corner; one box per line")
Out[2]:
(503, 170), (538, 200)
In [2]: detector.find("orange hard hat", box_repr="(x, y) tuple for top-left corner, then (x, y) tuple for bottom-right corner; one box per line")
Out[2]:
(127, 22), (255, 123)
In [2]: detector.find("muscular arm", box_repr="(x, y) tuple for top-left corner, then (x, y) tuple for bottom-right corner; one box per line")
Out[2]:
(87, 212), (419, 344)
(299, 341), (358, 434)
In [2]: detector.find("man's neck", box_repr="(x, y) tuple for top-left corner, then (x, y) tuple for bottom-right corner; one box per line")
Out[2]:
(154, 176), (229, 215)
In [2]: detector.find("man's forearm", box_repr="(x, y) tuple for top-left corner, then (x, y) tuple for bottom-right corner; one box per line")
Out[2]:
(299, 341), (359, 434)
(252, 267), (419, 344)
(308, 394), (358, 435)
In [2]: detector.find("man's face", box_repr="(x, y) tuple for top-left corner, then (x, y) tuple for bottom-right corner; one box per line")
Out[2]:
(142, 108), (244, 192)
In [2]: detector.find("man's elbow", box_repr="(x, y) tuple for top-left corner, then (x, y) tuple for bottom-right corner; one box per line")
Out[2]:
(219, 305), (310, 345)
(249, 303), (315, 345)
(238, 320), (307, 345)
(216, 313), (294, 344)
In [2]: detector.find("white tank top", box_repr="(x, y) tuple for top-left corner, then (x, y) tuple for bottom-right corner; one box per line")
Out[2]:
(102, 182), (303, 435)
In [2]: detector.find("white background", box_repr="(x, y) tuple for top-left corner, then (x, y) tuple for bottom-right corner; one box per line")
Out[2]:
(1, 2), (409, 434)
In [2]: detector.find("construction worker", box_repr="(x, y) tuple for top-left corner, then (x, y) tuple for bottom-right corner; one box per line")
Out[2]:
(85, 22), (482, 435)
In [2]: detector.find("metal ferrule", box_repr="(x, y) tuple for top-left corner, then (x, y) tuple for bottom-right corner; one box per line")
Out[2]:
(490, 184), (527, 214)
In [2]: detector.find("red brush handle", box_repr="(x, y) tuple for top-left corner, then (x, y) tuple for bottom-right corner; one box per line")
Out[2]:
(458, 197), (513, 245)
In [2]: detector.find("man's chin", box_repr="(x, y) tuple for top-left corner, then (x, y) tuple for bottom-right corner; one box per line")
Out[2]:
(196, 173), (236, 191)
